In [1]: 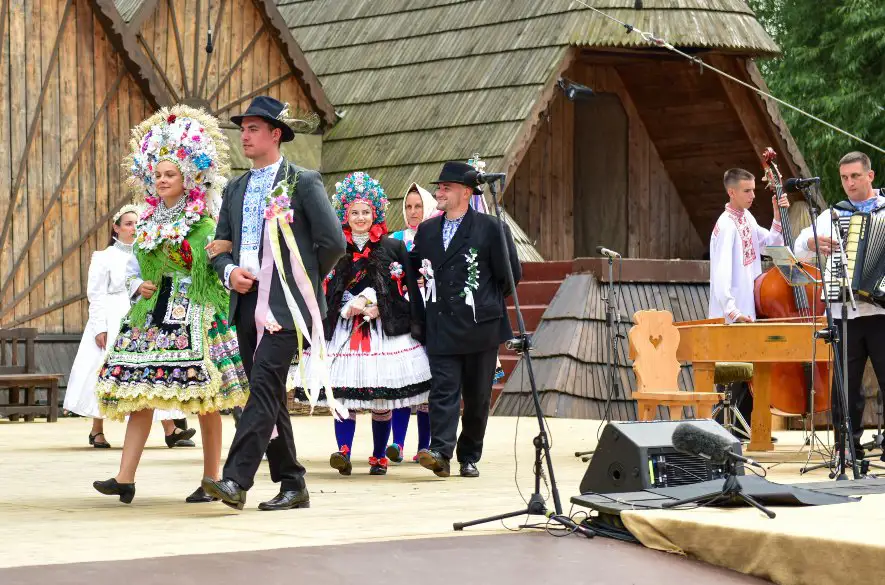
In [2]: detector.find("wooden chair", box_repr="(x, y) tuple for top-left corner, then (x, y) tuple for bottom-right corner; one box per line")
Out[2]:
(628, 310), (723, 421)
(0, 328), (62, 422)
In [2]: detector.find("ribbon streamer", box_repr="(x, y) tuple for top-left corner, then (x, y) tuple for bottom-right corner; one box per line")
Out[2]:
(255, 214), (348, 420)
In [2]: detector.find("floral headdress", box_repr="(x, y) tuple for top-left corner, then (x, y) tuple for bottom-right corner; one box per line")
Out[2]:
(112, 203), (142, 224)
(333, 171), (388, 230)
(125, 104), (230, 222)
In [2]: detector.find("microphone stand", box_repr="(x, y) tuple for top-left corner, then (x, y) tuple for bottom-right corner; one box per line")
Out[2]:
(799, 204), (859, 479)
(452, 177), (594, 538)
(576, 251), (624, 462)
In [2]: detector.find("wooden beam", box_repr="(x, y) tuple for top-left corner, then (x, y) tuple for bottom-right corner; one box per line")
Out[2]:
(708, 55), (773, 164)
(166, 0), (189, 98)
(0, 0), (74, 256)
(137, 33), (181, 103)
(215, 72), (293, 115)
(0, 0), (10, 60)
(8, 293), (87, 328)
(206, 23), (266, 104)
(197, 0), (227, 99)
(191, 0), (202, 98)
(0, 71), (125, 304)
(127, 0), (160, 33)
(0, 192), (132, 320)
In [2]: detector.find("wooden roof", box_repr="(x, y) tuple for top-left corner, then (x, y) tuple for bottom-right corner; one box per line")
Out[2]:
(279, 0), (779, 228)
(493, 260), (711, 419)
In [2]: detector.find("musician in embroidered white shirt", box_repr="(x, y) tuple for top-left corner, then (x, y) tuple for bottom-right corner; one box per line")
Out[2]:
(708, 168), (789, 323)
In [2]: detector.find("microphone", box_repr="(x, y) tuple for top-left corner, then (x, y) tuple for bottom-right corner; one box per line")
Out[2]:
(206, 29), (214, 53)
(596, 246), (621, 258)
(671, 422), (763, 469)
(784, 177), (821, 191)
(466, 170), (506, 185)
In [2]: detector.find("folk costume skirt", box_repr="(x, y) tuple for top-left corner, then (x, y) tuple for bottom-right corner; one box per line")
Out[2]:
(95, 276), (249, 421)
(289, 315), (431, 411)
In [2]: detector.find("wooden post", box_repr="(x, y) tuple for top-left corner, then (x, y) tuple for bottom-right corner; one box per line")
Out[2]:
(749, 363), (774, 452)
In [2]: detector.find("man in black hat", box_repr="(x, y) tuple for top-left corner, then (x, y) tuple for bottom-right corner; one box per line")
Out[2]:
(203, 96), (345, 510)
(409, 161), (521, 478)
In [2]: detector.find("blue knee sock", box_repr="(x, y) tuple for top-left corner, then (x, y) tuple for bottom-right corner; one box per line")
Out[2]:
(391, 407), (411, 448)
(334, 415), (356, 457)
(417, 409), (431, 451)
(372, 416), (392, 459)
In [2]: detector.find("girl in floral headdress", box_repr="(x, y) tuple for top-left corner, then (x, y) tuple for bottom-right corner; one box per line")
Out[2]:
(290, 172), (431, 476)
(93, 105), (249, 504)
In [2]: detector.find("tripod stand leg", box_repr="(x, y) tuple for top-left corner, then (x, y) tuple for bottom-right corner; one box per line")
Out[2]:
(453, 493), (546, 531)
(734, 492), (776, 519)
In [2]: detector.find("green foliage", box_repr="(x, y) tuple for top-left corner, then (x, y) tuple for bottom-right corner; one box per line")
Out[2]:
(747, 0), (885, 203)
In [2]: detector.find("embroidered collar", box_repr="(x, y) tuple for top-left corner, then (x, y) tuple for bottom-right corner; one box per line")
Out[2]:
(113, 239), (134, 254)
(250, 157), (283, 178)
(725, 204), (746, 221)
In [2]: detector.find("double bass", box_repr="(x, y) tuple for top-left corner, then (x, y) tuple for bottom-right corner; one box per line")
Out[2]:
(753, 147), (831, 414)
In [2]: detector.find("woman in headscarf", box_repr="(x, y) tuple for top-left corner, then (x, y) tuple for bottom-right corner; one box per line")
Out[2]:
(290, 172), (431, 476)
(385, 183), (436, 463)
(92, 105), (249, 504)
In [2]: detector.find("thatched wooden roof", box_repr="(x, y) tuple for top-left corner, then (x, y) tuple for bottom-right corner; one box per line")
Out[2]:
(279, 0), (779, 229)
(493, 259), (711, 419)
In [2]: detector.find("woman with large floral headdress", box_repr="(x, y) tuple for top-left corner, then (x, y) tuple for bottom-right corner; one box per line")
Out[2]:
(65, 204), (198, 450)
(92, 105), (249, 504)
(289, 172), (431, 476)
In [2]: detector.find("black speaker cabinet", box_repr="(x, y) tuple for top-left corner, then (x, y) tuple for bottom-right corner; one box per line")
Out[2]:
(579, 419), (744, 495)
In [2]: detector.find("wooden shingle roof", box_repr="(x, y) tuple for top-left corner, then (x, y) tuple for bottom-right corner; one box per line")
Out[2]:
(280, 0), (779, 228)
(493, 261), (712, 419)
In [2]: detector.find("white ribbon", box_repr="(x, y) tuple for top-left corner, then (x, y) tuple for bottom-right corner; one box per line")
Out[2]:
(464, 289), (477, 322)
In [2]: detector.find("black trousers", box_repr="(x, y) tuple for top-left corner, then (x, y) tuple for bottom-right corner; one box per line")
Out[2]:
(833, 315), (885, 447)
(223, 291), (306, 492)
(427, 347), (499, 462)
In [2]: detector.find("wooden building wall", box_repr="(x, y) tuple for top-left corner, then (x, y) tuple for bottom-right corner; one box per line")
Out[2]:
(0, 0), (154, 333)
(503, 59), (705, 262)
(133, 0), (313, 121)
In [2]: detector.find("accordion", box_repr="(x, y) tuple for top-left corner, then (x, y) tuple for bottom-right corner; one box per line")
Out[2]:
(826, 212), (885, 306)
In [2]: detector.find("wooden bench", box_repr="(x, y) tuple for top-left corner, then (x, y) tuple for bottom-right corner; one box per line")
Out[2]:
(628, 310), (723, 421)
(0, 328), (62, 422)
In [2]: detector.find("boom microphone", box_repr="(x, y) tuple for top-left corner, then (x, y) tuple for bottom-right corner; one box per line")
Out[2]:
(671, 422), (762, 469)
(465, 170), (506, 185)
(784, 177), (821, 191)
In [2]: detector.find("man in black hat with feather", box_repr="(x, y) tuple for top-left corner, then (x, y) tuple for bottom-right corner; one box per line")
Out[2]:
(409, 161), (521, 478)
(203, 96), (345, 510)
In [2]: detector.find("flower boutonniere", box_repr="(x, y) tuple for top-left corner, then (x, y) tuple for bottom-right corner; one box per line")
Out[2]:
(389, 262), (405, 296)
(461, 247), (480, 321)
(265, 177), (294, 223)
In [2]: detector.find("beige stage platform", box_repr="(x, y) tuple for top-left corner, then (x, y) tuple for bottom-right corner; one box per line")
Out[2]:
(0, 415), (877, 584)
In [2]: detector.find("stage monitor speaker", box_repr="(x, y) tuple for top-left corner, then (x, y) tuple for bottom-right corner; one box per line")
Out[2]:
(579, 419), (744, 495)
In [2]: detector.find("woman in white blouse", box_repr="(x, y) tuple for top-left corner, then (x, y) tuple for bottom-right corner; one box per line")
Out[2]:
(64, 206), (194, 448)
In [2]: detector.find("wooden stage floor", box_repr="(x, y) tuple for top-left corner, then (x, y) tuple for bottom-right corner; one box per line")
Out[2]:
(0, 415), (861, 582)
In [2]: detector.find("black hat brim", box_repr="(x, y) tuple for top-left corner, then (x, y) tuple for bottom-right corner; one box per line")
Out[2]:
(231, 114), (296, 143)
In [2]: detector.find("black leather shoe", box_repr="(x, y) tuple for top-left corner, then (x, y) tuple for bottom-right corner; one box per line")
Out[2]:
(417, 449), (450, 478)
(201, 478), (246, 510)
(93, 477), (135, 504)
(165, 427), (197, 448)
(185, 485), (218, 503)
(459, 462), (480, 478)
(258, 488), (310, 511)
